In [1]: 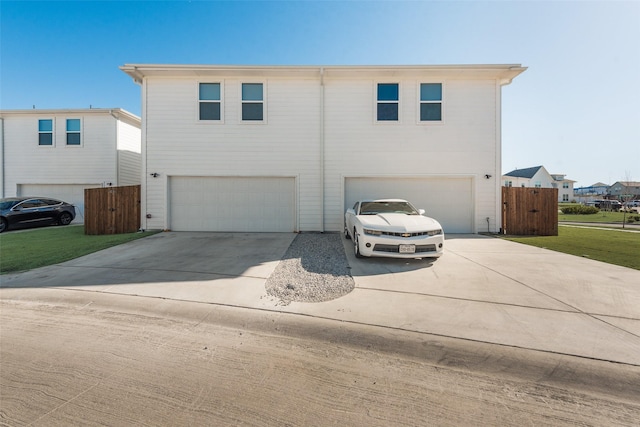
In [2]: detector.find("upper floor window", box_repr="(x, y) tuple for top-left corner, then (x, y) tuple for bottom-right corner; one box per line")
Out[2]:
(38, 119), (53, 146)
(66, 119), (81, 145)
(242, 83), (263, 121)
(505, 181), (513, 187)
(420, 83), (442, 121)
(563, 182), (569, 189)
(377, 83), (399, 121)
(199, 83), (221, 121)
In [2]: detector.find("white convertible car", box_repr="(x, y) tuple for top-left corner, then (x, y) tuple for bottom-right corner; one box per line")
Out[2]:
(344, 199), (444, 259)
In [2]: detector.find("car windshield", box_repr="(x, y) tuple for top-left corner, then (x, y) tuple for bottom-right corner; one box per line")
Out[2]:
(0, 200), (21, 210)
(359, 201), (418, 215)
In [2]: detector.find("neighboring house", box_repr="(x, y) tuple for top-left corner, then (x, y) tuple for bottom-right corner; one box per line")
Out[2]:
(121, 63), (526, 234)
(608, 181), (640, 199)
(502, 166), (574, 202)
(551, 174), (576, 203)
(0, 109), (141, 222)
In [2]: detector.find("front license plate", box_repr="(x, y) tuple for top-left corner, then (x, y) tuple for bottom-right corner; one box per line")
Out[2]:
(399, 244), (416, 254)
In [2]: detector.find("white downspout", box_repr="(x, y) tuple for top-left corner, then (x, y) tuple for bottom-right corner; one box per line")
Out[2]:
(140, 78), (148, 231)
(320, 67), (325, 232)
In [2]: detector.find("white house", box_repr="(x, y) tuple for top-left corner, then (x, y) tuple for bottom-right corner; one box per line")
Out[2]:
(0, 108), (141, 221)
(121, 64), (526, 234)
(502, 166), (575, 202)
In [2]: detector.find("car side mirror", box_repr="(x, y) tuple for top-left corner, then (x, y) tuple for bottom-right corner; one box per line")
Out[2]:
(346, 208), (355, 215)
(12, 206), (22, 211)
(418, 209), (425, 215)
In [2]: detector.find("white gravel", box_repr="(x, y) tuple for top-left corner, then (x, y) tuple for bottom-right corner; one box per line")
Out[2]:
(265, 232), (355, 305)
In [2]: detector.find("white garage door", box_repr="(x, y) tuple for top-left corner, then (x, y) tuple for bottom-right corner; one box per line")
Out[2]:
(345, 177), (473, 233)
(169, 177), (296, 232)
(18, 183), (101, 224)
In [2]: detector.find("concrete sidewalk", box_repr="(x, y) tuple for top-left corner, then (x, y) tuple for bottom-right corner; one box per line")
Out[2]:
(2, 232), (639, 366)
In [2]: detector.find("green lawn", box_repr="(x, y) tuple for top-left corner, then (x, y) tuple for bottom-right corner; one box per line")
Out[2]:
(559, 210), (640, 224)
(558, 203), (640, 224)
(504, 225), (640, 270)
(0, 225), (159, 274)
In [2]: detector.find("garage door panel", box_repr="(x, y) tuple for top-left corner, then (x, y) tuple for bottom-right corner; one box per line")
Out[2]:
(345, 177), (473, 233)
(169, 177), (295, 232)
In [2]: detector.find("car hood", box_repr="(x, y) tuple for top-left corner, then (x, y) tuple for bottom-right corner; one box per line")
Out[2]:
(357, 213), (442, 231)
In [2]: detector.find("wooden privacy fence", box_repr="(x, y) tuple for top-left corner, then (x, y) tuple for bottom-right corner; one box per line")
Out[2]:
(85, 185), (141, 235)
(502, 187), (558, 236)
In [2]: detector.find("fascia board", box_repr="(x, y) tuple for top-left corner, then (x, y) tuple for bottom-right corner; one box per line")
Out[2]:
(119, 63), (527, 83)
(0, 108), (140, 123)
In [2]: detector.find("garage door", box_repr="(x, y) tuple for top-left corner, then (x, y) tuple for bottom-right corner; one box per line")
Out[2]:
(345, 177), (473, 233)
(18, 184), (101, 224)
(169, 177), (296, 232)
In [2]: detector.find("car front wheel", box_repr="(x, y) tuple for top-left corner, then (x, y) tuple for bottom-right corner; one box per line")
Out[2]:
(354, 230), (364, 258)
(0, 218), (7, 233)
(58, 212), (73, 226)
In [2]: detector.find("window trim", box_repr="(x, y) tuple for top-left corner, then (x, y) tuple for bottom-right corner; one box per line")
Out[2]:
(375, 82), (400, 123)
(417, 81), (444, 124)
(38, 118), (54, 147)
(66, 118), (82, 147)
(241, 82), (266, 123)
(197, 81), (224, 123)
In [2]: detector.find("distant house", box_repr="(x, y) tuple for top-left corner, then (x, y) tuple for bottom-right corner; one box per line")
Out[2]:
(502, 166), (574, 202)
(608, 181), (640, 199)
(0, 109), (141, 222)
(121, 63), (526, 234)
(573, 182), (609, 204)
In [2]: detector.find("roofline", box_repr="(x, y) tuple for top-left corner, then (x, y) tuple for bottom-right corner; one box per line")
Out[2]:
(120, 63), (527, 85)
(0, 108), (140, 124)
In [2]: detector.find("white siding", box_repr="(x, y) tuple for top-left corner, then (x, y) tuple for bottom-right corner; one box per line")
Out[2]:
(323, 77), (500, 233)
(142, 77), (322, 231)
(117, 118), (142, 186)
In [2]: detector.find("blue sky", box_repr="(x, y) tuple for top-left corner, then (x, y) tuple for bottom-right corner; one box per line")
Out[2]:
(1, 0), (638, 187)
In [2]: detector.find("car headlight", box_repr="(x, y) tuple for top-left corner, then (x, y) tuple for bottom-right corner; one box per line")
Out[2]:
(427, 229), (443, 236)
(363, 228), (382, 236)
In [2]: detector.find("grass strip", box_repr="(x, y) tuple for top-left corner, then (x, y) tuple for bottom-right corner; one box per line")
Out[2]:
(1, 225), (159, 274)
(503, 226), (640, 270)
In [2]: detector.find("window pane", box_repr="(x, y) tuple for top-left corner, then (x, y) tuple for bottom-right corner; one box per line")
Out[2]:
(38, 119), (52, 132)
(199, 102), (221, 120)
(242, 83), (263, 101)
(66, 119), (81, 132)
(67, 133), (81, 145)
(377, 103), (398, 121)
(199, 83), (220, 101)
(39, 133), (53, 145)
(377, 83), (398, 101)
(420, 83), (442, 101)
(420, 103), (442, 121)
(242, 103), (263, 120)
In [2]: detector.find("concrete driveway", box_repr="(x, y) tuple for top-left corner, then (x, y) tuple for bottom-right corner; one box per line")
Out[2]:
(2, 232), (640, 367)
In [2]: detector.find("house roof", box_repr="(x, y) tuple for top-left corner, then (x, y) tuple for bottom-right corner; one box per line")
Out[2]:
(120, 63), (527, 86)
(503, 166), (543, 179)
(0, 108), (141, 125)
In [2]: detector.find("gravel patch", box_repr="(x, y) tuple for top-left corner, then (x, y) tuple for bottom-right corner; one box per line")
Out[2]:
(266, 233), (355, 305)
